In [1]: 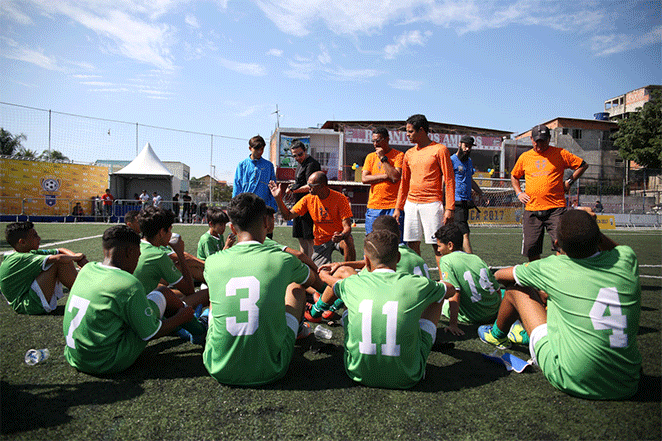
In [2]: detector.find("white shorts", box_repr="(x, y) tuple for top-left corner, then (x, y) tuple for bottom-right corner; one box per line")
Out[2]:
(528, 323), (548, 367)
(31, 280), (64, 313)
(285, 312), (298, 336)
(147, 291), (167, 317)
(403, 200), (444, 244)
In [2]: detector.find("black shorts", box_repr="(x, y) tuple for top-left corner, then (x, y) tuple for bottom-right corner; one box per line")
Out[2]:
(522, 207), (566, 258)
(292, 213), (315, 239)
(454, 200), (475, 235)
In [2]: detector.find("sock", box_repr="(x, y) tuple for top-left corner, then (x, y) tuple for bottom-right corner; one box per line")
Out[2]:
(491, 322), (507, 339)
(330, 298), (345, 312)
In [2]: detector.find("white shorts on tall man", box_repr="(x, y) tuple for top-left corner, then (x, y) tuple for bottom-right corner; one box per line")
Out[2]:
(403, 200), (444, 244)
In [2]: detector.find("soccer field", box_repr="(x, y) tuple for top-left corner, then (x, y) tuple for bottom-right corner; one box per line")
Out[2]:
(1, 223), (660, 440)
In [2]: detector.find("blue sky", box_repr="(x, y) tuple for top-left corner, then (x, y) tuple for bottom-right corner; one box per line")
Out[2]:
(1, 0), (660, 182)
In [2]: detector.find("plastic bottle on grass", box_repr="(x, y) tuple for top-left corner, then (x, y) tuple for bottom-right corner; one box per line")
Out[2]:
(314, 325), (332, 340)
(25, 348), (49, 365)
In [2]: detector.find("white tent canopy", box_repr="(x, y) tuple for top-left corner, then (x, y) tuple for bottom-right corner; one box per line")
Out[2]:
(110, 143), (177, 203)
(114, 142), (173, 176)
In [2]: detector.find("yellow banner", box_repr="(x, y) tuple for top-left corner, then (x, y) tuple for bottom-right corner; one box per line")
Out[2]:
(0, 158), (108, 216)
(596, 214), (616, 229)
(468, 207), (523, 225)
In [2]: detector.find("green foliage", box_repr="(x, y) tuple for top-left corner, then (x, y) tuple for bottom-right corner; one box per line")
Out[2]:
(213, 184), (233, 202)
(40, 149), (69, 161)
(613, 89), (662, 168)
(0, 127), (27, 156)
(15, 147), (39, 158)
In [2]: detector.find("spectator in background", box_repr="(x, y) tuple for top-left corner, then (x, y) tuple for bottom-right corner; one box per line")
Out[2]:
(511, 124), (588, 261)
(182, 191), (192, 223)
(139, 190), (150, 208)
(152, 191), (162, 207)
(173, 193), (180, 221)
(233, 135), (278, 211)
(101, 189), (114, 222)
(72, 202), (84, 219)
(286, 139), (321, 257)
(594, 200), (604, 213)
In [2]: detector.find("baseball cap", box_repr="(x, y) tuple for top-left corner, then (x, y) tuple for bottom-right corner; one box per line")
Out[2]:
(460, 135), (475, 146)
(531, 125), (551, 141)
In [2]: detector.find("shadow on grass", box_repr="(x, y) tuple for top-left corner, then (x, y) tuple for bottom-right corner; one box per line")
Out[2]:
(631, 374), (662, 403)
(0, 379), (143, 435)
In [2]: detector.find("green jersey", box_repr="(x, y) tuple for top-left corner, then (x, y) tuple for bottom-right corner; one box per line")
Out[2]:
(133, 240), (183, 293)
(0, 249), (58, 314)
(197, 231), (224, 260)
(514, 245), (641, 399)
(334, 269), (446, 389)
(203, 241), (310, 386)
(439, 251), (501, 324)
(397, 244), (430, 278)
(263, 237), (287, 251)
(63, 263), (162, 374)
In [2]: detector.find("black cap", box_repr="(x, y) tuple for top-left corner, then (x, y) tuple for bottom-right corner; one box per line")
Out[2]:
(460, 135), (475, 146)
(531, 125), (551, 141)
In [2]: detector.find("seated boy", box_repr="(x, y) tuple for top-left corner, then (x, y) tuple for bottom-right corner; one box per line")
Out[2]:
(435, 224), (502, 336)
(63, 225), (195, 375)
(127, 209), (206, 283)
(203, 193), (319, 386)
(0, 221), (88, 314)
(197, 207), (234, 260)
(478, 209), (642, 400)
(312, 230), (455, 389)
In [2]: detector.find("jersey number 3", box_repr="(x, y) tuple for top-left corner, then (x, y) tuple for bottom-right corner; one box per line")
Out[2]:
(226, 276), (260, 336)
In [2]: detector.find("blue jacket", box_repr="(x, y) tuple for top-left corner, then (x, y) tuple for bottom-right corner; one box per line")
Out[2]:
(451, 153), (474, 201)
(233, 156), (278, 209)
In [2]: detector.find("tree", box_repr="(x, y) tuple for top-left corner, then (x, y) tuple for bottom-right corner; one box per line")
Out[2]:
(612, 89), (662, 169)
(0, 128), (27, 156)
(40, 149), (69, 161)
(213, 184), (233, 203)
(15, 147), (39, 159)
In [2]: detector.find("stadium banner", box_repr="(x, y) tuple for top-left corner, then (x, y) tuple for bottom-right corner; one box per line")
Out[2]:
(596, 214), (616, 229)
(468, 207), (522, 225)
(344, 127), (503, 151)
(279, 136), (310, 168)
(0, 158), (108, 216)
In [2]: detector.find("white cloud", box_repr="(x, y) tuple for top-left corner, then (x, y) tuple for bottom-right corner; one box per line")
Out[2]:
(0, 1), (33, 25)
(591, 26), (661, 57)
(185, 14), (200, 29)
(318, 44), (331, 64)
(219, 57), (267, 76)
(389, 79), (423, 91)
(324, 66), (381, 82)
(384, 30), (432, 59)
(267, 48), (284, 57)
(0, 37), (63, 71)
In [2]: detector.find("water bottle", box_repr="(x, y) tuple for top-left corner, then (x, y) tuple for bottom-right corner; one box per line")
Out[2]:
(169, 233), (181, 246)
(314, 325), (332, 340)
(25, 348), (49, 365)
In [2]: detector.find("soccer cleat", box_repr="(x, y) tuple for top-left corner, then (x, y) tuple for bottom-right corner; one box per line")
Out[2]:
(322, 309), (341, 321)
(508, 320), (530, 345)
(297, 321), (311, 339)
(478, 325), (511, 349)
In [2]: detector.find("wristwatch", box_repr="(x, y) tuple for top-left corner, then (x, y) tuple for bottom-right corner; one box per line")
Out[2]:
(566, 177), (575, 185)
(380, 156), (388, 163)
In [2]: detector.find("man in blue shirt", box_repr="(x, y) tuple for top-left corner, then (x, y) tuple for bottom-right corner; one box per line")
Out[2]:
(451, 135), (483, 253)
(233, 135), (278, 211)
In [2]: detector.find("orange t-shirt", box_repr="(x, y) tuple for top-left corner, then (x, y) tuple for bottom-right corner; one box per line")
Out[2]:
(291, 189), (353, 245)
(395, 142), (455, 210)
(363, 148), (404, 209)
(511, 146), (584, 211)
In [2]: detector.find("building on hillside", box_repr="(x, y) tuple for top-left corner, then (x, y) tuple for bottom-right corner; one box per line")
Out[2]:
(189, 174), (229, 203)
(514, 117), (620, 182)
(269, 120), (512, 212)
(603, 85), (661, 120)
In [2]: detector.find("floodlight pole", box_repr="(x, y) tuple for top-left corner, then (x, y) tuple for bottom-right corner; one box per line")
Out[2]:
(210, 134), (213, 205)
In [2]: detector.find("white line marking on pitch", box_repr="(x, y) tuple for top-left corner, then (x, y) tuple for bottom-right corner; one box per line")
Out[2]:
(2, 234), (103, 256)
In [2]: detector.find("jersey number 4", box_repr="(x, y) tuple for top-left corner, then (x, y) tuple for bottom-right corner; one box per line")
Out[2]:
(358, 300), (400, 357)
(589, 287), (628, 348)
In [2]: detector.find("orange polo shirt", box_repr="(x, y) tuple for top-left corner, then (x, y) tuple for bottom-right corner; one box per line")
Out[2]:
(363, 148), (405, 209)
(511, 146), (584, 211)
(291, 189), (353, 245)
(395, 142), (455, 210)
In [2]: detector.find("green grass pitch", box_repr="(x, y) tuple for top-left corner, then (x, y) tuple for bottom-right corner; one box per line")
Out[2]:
(1, 222), (660, 440)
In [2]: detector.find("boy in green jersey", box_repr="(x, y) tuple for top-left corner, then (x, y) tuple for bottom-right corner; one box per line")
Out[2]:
(63, 225), (195, 374)
(0, 221), (88, 314)
(435, 224), (501, 335)
(479, 208), (642, 399)
(197, 207), (234, 260)
(312, 230), (455, 389)
(203, 193), (321, 386)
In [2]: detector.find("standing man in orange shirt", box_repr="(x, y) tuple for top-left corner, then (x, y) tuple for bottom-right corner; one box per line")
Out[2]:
(270, 171), (355, 267)
(394, 114), (455, 268)
(362, 127), (404, 235)
(511, 124), (588, 261)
